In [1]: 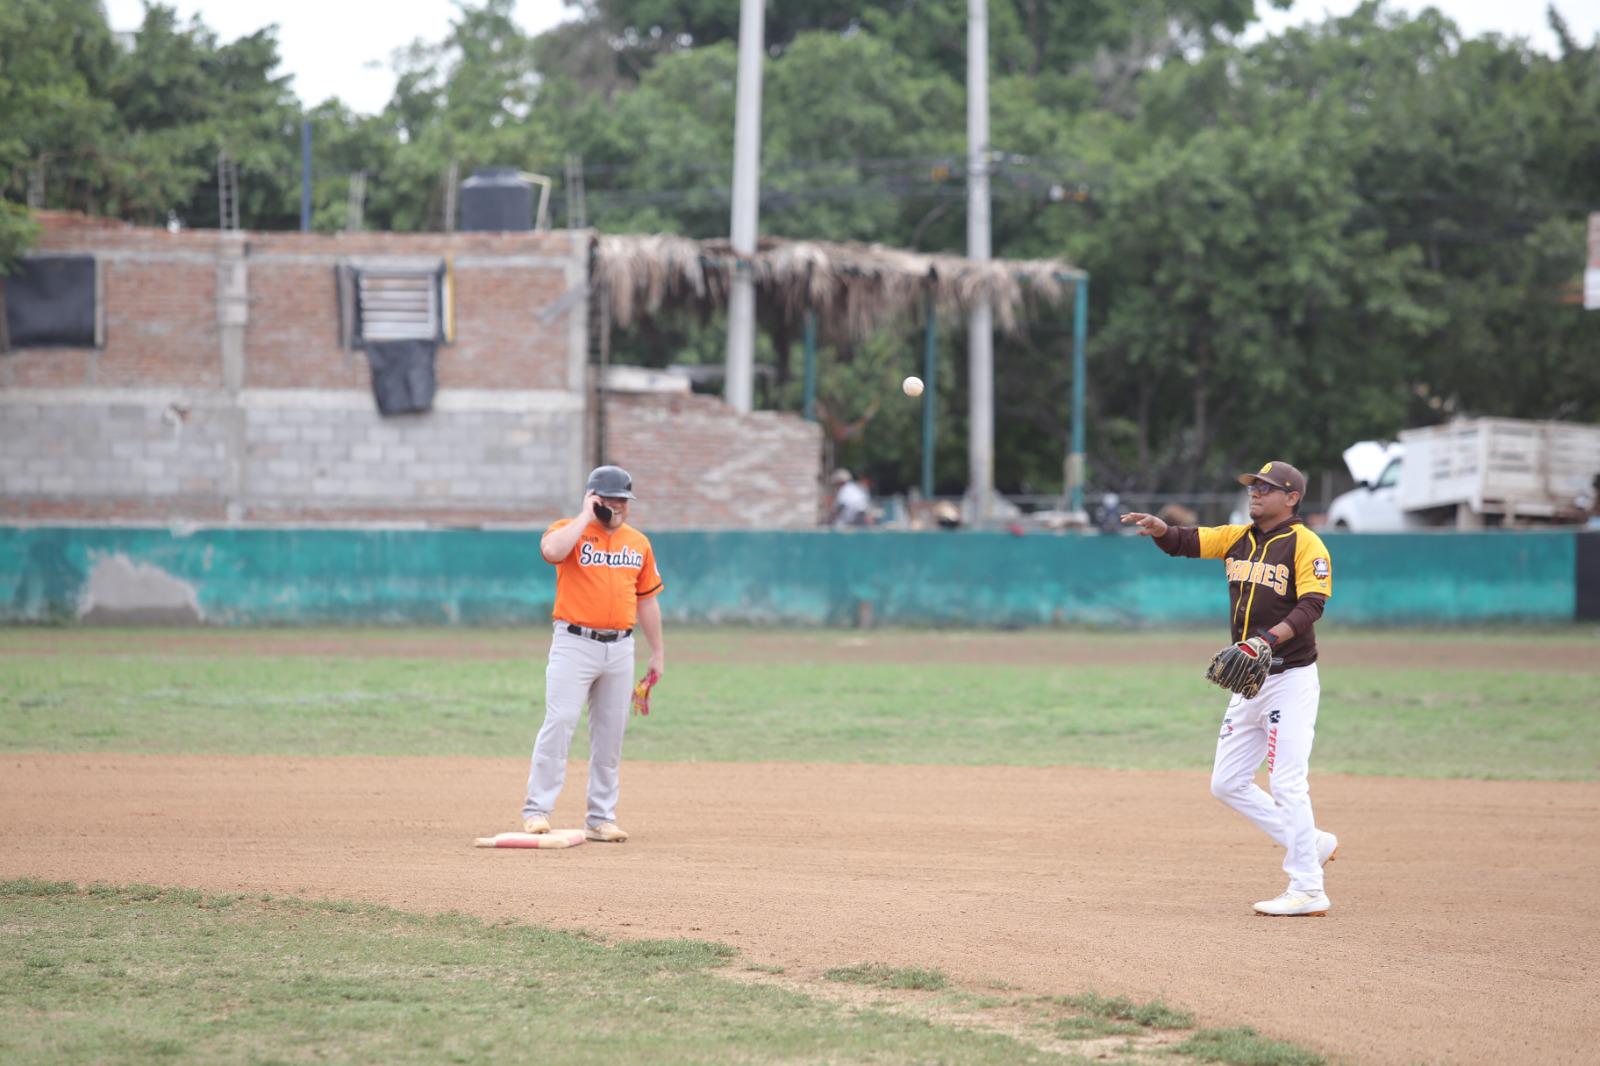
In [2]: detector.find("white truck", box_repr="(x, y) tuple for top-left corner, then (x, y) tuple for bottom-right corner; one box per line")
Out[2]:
(1326, 418), (1600, 531)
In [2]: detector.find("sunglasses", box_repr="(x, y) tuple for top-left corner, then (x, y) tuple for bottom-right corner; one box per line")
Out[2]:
(1247, 483), (1288, 497)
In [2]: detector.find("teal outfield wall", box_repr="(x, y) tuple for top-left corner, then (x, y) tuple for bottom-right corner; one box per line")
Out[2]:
(0, 526), (1583, 626)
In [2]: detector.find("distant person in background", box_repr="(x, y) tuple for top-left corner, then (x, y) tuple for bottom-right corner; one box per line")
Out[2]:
(1097, 491), (1122, 533)
(1157, 502), (1199, 528)
(829, 469), (874, 527)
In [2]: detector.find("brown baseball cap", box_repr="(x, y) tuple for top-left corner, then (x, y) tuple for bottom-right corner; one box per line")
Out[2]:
(1237, 460), (1306, 497)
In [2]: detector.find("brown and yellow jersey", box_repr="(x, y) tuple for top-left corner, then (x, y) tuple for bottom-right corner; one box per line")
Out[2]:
(1157, 517), (1332, 670)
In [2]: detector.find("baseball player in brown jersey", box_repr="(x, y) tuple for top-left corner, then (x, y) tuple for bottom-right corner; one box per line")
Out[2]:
(1121, 461), (1338, 917)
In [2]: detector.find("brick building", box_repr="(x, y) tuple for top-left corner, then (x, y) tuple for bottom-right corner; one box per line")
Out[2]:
(0, 213), (822, 529)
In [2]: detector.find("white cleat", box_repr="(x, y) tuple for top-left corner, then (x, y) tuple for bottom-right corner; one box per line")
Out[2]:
(585, 822), (629, 843)
(1316, 830), (1339, 867)
(1254, 889), (1331, 917)
(522, 815), (551, 834)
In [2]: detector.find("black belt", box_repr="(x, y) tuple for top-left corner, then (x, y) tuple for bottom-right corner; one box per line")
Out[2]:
(565, 623), (632, 643)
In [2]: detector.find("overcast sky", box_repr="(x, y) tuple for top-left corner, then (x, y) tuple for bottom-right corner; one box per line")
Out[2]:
(103, 0), (1599, 116)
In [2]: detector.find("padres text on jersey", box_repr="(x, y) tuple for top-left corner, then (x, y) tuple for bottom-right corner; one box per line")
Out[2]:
(1160, 516), (1332, 670)
(546, 518), (663, 631)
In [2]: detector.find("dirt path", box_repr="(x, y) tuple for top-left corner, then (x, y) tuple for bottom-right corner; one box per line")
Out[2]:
(5, 627), (1599, 672)
(3, 755), (1596, 1064)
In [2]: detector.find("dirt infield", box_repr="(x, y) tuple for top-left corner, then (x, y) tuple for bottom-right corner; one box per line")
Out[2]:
(3, 754), (1597, 1065)
(6, 626), (1598, 672)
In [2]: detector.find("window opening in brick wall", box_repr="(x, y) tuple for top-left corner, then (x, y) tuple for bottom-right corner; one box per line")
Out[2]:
(338, 259), (446, 348)
(359, 269), (439, 341)
(1, 254), (102, 350)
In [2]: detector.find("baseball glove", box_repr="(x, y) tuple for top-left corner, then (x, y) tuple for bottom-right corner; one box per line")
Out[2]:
(1205, 637), (1274, 699)
(630, 669), (660, 716)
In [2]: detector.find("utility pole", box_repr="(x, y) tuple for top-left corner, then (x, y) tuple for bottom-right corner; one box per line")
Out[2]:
(345, 170), (367, 232)
(565, 153), (587, 230)
(26, 157), (45, 209)
(299, 121), (312, 232)
(444, 161), (460, 233)
(217, 152), (240, 231)
(724, 0), (766, 415)
(967, 0), (994, 522)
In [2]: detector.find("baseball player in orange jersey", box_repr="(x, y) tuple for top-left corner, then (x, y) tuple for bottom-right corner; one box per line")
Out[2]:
(1122, 461), (1338, 916)
(521, 465), (664, 843)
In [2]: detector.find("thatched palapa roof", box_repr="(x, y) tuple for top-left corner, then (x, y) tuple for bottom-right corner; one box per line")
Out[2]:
(591, 234), (1084, 339)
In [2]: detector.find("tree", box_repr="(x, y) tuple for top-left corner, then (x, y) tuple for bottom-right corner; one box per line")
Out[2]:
(0, 0), (304, 232)
(376, 0), (559, 231)
(0, 0), (119, 260)
(106, 4), (302, 228)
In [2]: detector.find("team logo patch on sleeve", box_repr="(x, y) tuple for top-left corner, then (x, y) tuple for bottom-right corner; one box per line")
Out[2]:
(1312, 557), (1330, 580)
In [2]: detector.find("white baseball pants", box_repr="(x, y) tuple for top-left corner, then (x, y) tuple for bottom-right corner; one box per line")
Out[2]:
(522, 624), (634, 828)
(1210, 663), (1324, 893)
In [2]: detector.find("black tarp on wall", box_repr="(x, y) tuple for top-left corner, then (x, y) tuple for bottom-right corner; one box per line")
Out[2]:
(364, 338), (437, 415)
(2, 255), (98, 349)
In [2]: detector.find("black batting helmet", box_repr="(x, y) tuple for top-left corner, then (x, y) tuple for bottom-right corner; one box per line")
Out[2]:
(585, 465), (636, 499)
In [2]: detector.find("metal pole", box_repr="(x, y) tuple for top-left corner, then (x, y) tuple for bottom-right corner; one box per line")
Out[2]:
(26, 157), (44, 209)
(1068, 277), (1088, 517)
(802, 309), (818, 422)
(966, 0), (994, 522)
(444, 161), (459, 233)
(596, 286), (611, 467)
(724, 0), (766, 415)
(922, 295), (938, 500)
(345, 170), (366, 232)
(299, 121), (312, 232)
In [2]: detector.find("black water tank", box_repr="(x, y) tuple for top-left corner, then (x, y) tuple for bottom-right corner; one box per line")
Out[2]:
(459, 168), (533, 231)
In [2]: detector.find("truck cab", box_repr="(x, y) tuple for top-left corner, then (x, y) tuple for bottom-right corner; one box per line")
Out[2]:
(1326, 420), (1600, 531)
(1327, 441), (1411, 532)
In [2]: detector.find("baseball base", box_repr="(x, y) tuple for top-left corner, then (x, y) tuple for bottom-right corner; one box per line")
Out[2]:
(474, 829), (586, 849)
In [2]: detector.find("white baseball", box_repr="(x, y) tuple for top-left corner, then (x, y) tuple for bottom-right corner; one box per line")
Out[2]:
(902, 375), (924, 398)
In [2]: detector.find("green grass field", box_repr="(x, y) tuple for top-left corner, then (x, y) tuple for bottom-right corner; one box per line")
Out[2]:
(1, 879), (1325, 1066)
(0, 879), (1063, 1066)
(3, 624), (1592, 1064)
(2, 627), (1596, 779)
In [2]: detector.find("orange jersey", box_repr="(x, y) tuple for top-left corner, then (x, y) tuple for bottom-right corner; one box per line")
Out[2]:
(546, 519), (663, 630)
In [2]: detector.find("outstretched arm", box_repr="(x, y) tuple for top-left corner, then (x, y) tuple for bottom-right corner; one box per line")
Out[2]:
(1119, 512), (1168, 538)
(1120, 511), (1225, 558)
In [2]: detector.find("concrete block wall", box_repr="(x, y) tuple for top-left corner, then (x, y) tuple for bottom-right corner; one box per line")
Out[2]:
(238, 393), (580, 523)
(604, 392), (824, 529)
(0, 393), (233, 522)
(0, 390), (585, 523)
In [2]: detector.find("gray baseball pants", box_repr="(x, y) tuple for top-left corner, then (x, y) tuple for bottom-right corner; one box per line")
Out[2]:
(522, 624), (634, 828)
